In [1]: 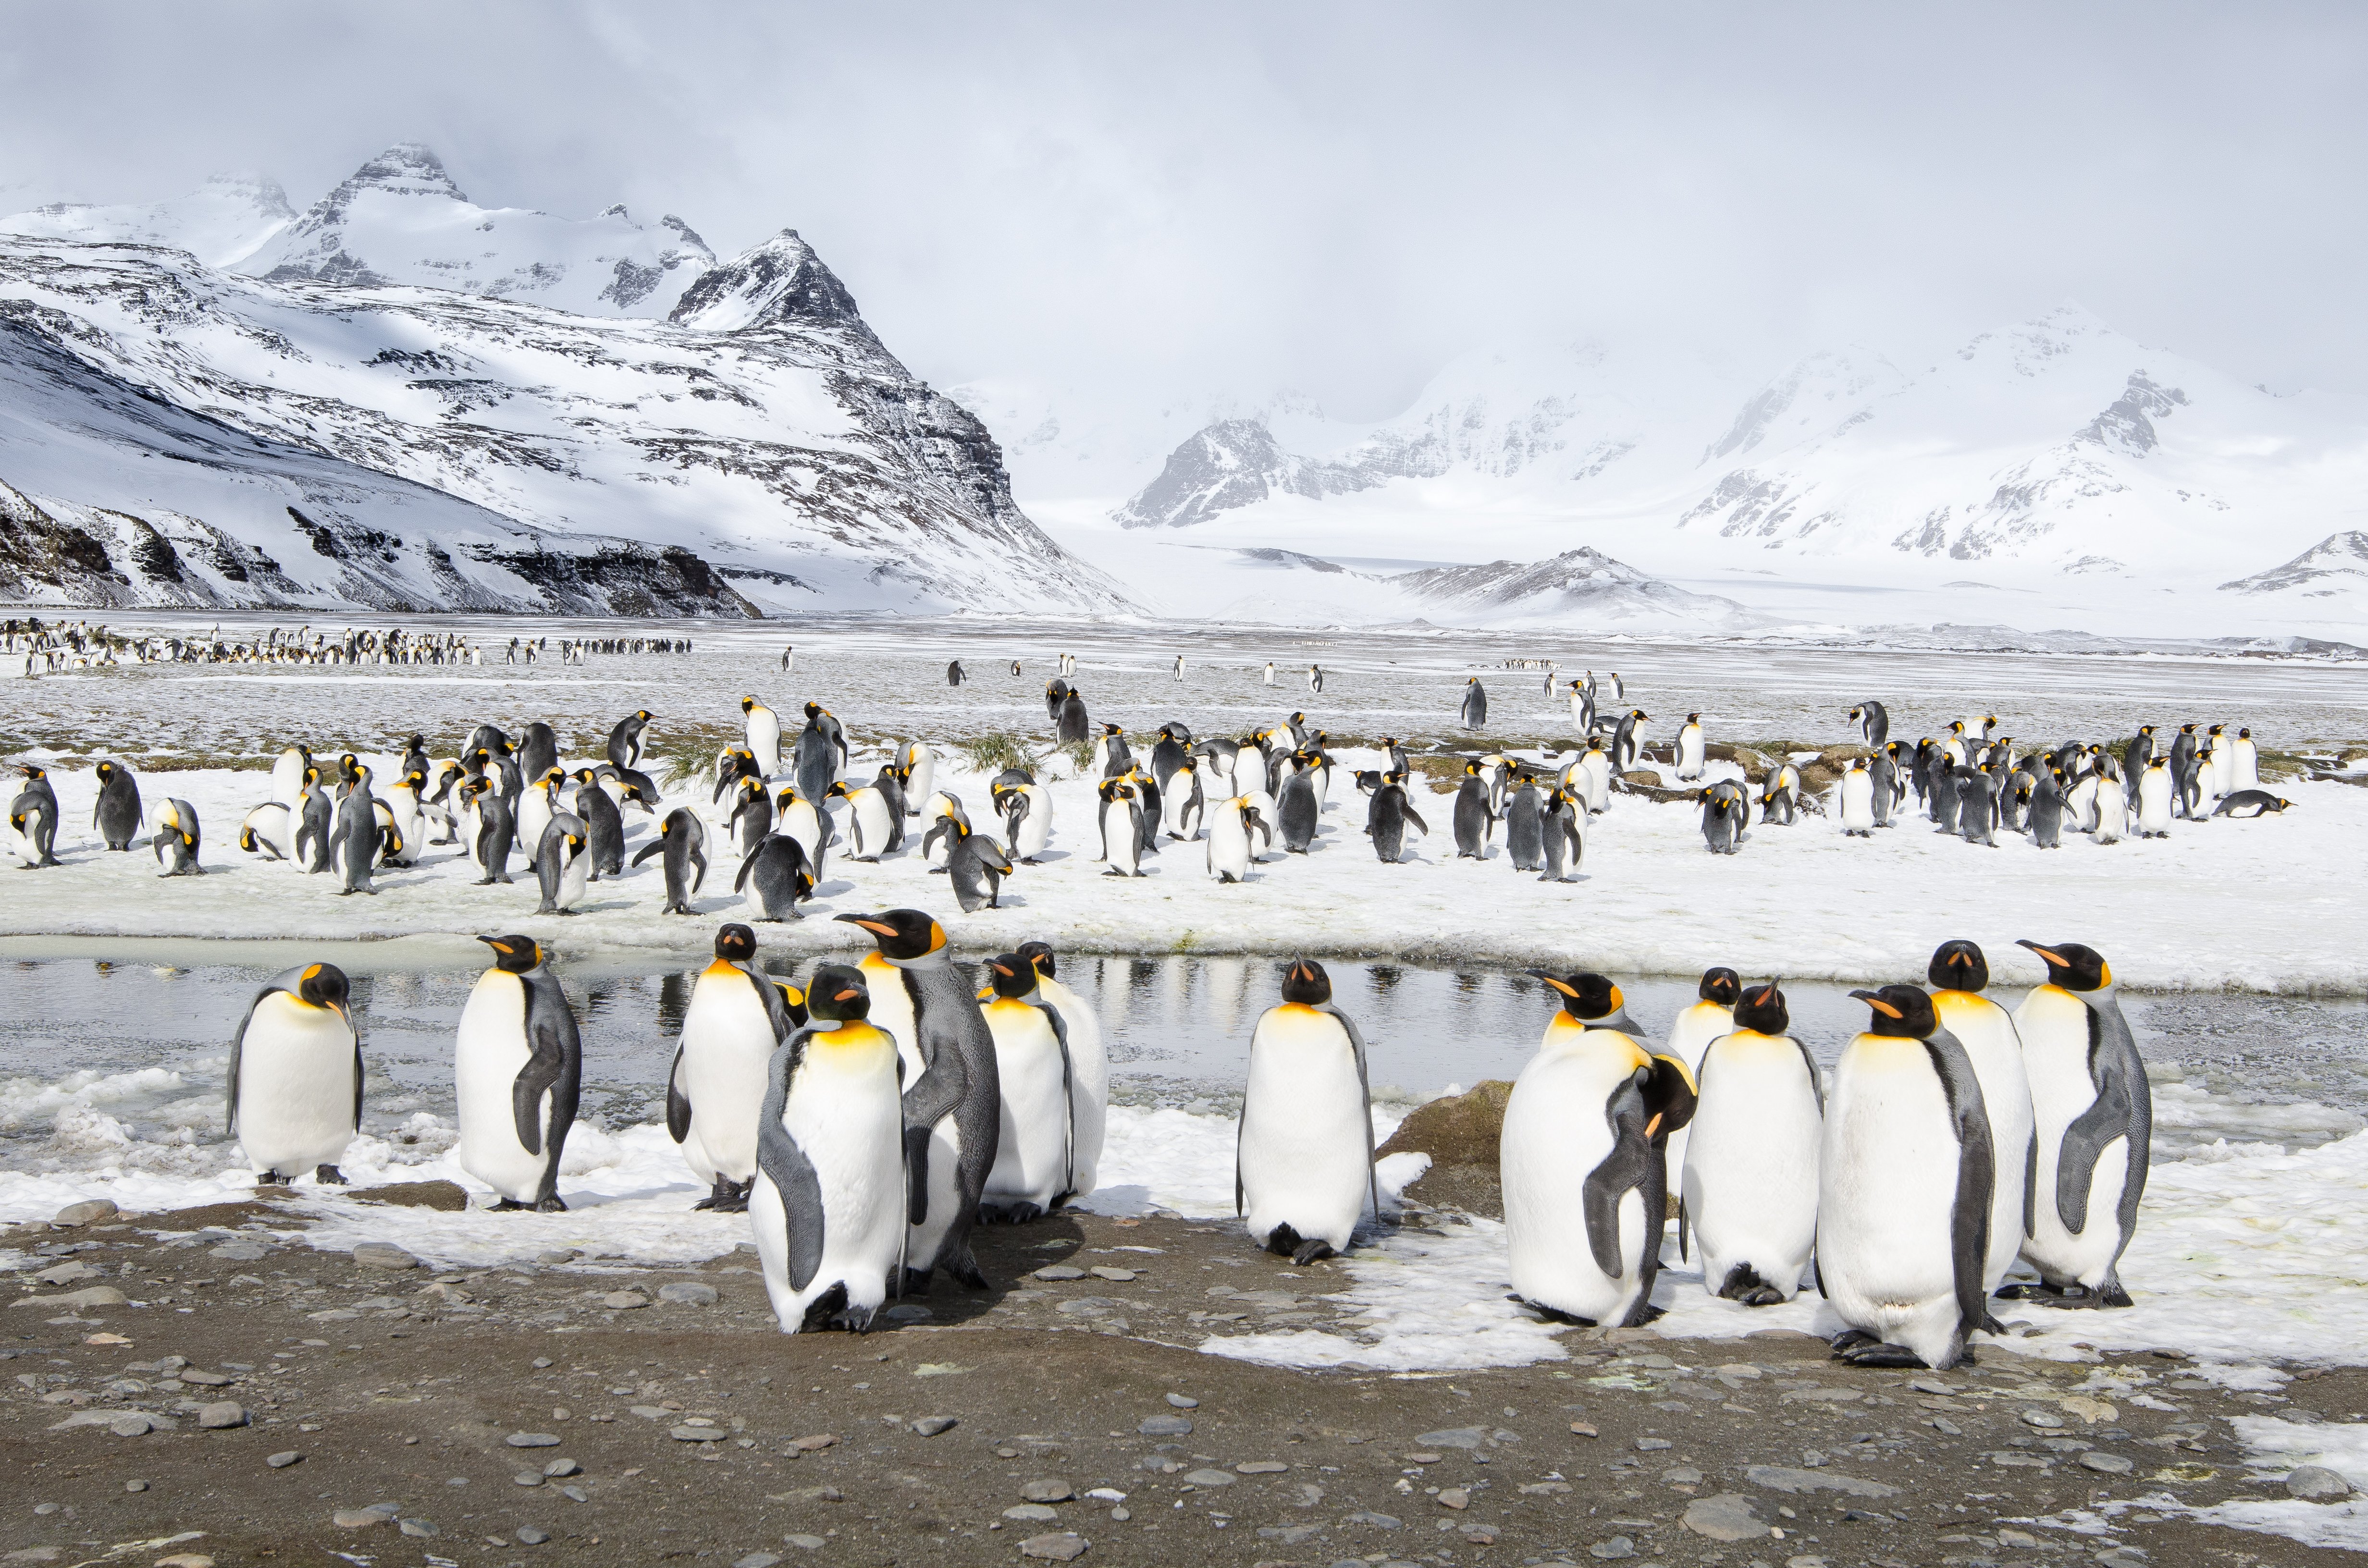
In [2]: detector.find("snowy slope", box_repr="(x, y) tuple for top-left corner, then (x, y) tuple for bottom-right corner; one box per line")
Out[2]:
(0, 173), (296, 269)
(0, 157), (1132, 617)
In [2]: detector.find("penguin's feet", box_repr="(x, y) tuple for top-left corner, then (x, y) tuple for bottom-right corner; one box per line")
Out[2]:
(928, 867), (948, 875)
(899, 1267), (935, 1297)
(1992, 1281), (2068, 1301)
(257, 1169), (289, 1186)
(314, 1164), (347, 1186)
(1509, 1293), (1598, 1327)
(946, 1253), (989, 1290)
(490, 1197), (529, 1211)
(834, 1304), (880, 1335)
(693, 1178), (751, 1213)
(532, 1195), (569, 1213)
(800, 1282), (850, 1333)
(1289, 1238), (1336, 1267)
(1738, 1287), (1788, 1308)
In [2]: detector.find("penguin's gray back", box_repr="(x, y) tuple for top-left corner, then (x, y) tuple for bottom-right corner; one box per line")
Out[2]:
(333, 790), (380, 892)
(1452, 777), (1492, 858)
(949, 833), (1012, 912)
(94, 768), (142, 849)
(1504, 784), (1544, 870)
(793, 726), (836, 802)
(736, 835), (814, 920)
(1277, 771), (1319, 853)
(577, 785), (625, 875)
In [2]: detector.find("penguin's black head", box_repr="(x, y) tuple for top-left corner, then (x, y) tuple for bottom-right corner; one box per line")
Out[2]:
(296, 962), (351, 1016)
(637, 710), (654, 723)
(95, 760), (115, 781)
(17, 763), (41, 780)
(715, 923), (758, 963)
(1850, 983), (1936, 1039)
(1734, 980), (1788, 1035)
(804, 701), (823, 720)
(1698, 968), (1740, 1006)
(835, 908), (943, 960)
(1687, 711), (1701, 723)
(407, 733), (425, 749)
(1532, 970), (1622, 1020)
(1102, 722), (1123, 736)
(1016, 939), (1056, 979)
(2240, 727), (2253, 738)
(985, 955), (1038, 1001)
(1928, 939), (1989, 992)
(2018, 939), (2111, 992)
(1463, 758), (1484, 776)
(803, 963), (870, 1023)
(741, 696), (757, 714)
(1280, 959), (1332, 1007)
(478, 934), (543, 974)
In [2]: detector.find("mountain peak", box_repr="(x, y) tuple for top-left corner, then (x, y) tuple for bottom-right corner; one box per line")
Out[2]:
(336, 142), (468, 204)
(667, 230), (865, 333)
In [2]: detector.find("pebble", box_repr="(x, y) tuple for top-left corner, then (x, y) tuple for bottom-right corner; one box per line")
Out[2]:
(53, 1198), (119, 1226)
(1018, 1534), (1088, 1562)
(1236, 1461), (1288, 1474)
(1662, 1466), (1703, 1485)
(153, 1556), (211, 1568)
(34, 1261), (101, 1286)
(658, 1282), (718, 1306)
(544, 1458), (581, 1477)
(179, 1370), (231, 1386)
(1743, 1465), (1898, 1498)
(210, 1242), (270, 1262)
(508, 1432), (562, 1447)
(513, 1472), (544, 1487)
(1109, 1507), (1130, 1522)
(2288, 1465), (2353, 1501)
(1006, 1504), (1061, 1522)
(1034, 1265), (1088, 1281)
(517, 1527), (552, 1544)
(266, 1451), (302, 1469)
(1683, 1494), (1772, 1542)
(911, 1416), (957, 1436)
(789, 1433), (839, 1451)
(1634, 1437), (1673, 1451)
(672, 1426), (729, 1442)
(785, 1537), (826, 1551)
(1343, 1511), (1402, 1528)
(123, 1480), (148, 1493)
(532, 1357), (555, 1368)
(537, 1250), (576, 1265)
(602, 1291), (650, 1310)
(1589, 1536), (1638, 1559)
(2080, 1451), (2137, 1475)
(1138, 1414), (1192, 1437)
(333, 1509), (388, 1528)
(1414, 1427), (1490, 1450)
(33, 1502), (62, 1514)
(398, 1518), (439, 1538)
(1023, 1480), (1075, 1502)
(1087, 1266), (1136, 1281)
(733, 1554), (783, 1568)
(1165, 1393), (1199, 1409)
(1436, 1487), (1470, 1510)
(1183, 1469), (1234, 1487)
(2023, 1408), (2067, 1429)
(108, 1414), (154, 1437)
(352, 1242), (419, 1270)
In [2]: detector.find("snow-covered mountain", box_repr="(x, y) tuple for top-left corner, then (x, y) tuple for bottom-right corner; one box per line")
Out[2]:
(0, 148), (1130, 617)
(0, 173), (297, 270)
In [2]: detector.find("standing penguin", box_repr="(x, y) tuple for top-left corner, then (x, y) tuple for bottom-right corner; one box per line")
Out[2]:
(1367, 772), (1428, 864)
(2122, 724), (2156, 781)
(1926, 941), (2035, 1298)
(2134, 755), (2174, 837)
(793, 702), (847, 804)
(900, 740), (937, 814)
(947, 660), (965, 687)
(2027, 770), (2065, 849)
(631, 807), (709, 915)
(1452, 759), (1495, 859)
(227, 962), (360, 1186)
(1657, 967), (1739, 1188)
(269, 744), (313, 810)
(7, 764), (61, 866)
(737, 832), (818, 920)
(834, 910), (1000, 1294)
(1818, 984), (1994, 1368)
(330, 761), (387, 895)
(92, 759), (142, 851)
(668, 923), (801, 1211)
(1568, 676), (1596, 735)
(1681, 981), (1820, 1305)
(608, 709), (655, 772)
(518, 723), (560, 788)
(1095, 778), (1147, 876)
(462, 776), (517, 884)
(2001, 940), (2150, 1308)
(1608, 709), (1647, 772)
(1502, 972), (1697, 1325)
(1056, 687), (1090, 746)
(1850, 700), (1890, 750)
(835, 777), (902, 862)
(1838, 758), (1876, 836)
(942, 821), (1014, 913)
(1014, 941), (1106, 1203)
(977, 954), (1077, 1222)
(1538, 785), (1584, 882)
(1276, 762), (1320, 854)
(1236, 960), (1377, 1265)
(454, 935), (581, 1212)
(743, 697), (782, 777)
(2231, 726), (2261, 791)
(153, 797), (202, 876)
(568, 768), (627, 878)
(1204, 796), (1264, 883)
(531, 810), (590, 915)
(1503, 776), (1545, 871)
(776, 784), (829, 878)
(1674, 714), (1706, 782)
(1459, 677), (1488, 730)
(750, 962), (908, 1334)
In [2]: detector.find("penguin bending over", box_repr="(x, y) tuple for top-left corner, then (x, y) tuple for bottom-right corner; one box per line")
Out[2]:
(1850, 700), (1890, 750)
(1681, 981), (1820, 1305)
(737, 830), (817, 921)
(633, 807), (709, 914)
(834, 910), (1001, 1294)
(1699, 781), (1749, 853)
(668, 923), (802, 1211)
(7, 764), (61, 866)
(751, 962), (909, 1333)
(1236, 960), (1378, 1265)
(943, 820), (1014, 912)
(1502, 972), (1697, 1325)
(2000, 940), (2149, 1308)
(532, 810), (590, 915)
(229, 962), (360, 1185)
(977, 954), (1078, 1222)
(153, 797), (202, 876)
(238, 802), (294, 864)
(455, 935), (581, 1212)
(1818, 984), (1994, 1369)
(2212, 789), (2290, 818)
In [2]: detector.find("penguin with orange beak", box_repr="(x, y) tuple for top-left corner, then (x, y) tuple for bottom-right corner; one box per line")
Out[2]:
(228, 962), (361, 1186)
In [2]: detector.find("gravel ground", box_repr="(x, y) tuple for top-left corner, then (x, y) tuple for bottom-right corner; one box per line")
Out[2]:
(3, 1193), (2356, 1568)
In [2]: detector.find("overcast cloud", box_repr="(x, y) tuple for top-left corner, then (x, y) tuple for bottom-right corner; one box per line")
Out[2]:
(1, 2), (2359, 416)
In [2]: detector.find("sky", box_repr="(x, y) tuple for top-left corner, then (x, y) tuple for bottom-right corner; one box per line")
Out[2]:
(1, 2), (2362, 420)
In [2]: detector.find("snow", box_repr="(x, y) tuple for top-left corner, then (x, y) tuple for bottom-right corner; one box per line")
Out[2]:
(2130, 1416), (2368, 1553)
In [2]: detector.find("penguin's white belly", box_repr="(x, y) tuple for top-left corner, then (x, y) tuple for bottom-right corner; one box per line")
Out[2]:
(1044, 980), (1107, 1199)
(677, 975), (777, 1185)
(908, 1115), (966, 1268)
(2136, 772), (2172, 833)
(455, 971), (549, 1202)
(1238, 1009), (1369, 1251)
(235, 995), (358, 1176)
(1839, 770), (1874, 830)
(2018, 987), (2126, 1287)
(1502, 1044), (1649, 1323)
(863, 957), (922, 1089)
(1656, 1004), (1729, 1196)
(1682, 1035), (1819, 1300)
(2232, 742), (2259, 792)
(782, 802), (823, 865)
(904, 752), (935, 807)
(1099, 800), (1138, 871)
(1677, 731), (1704, 779)
(754, 1044), (904, 1331)
(2210, 745), (2234, 796)
(1206, 814), (1250, 881)
(1936, 998), (2035, 1293)
(1818, 1042), (1968, 1367)
(270, 756), (307, 810)
(747, 713), (781, 777)
(1579, 754), (1609, 811)
(518, 796), (553, 854)
(1013, 788), (1052, 857)
(982, 1005), (1071, 1210)
(385, 793), (420, 863)
(554, 845), (589, 908)
(850, 792), (894, 859)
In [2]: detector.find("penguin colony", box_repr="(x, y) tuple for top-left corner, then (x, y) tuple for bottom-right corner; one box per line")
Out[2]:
(2, 616), (690, 674)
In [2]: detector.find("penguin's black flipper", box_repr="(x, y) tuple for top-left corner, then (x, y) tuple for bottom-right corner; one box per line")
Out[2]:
(1581, 1088), (1657, 1279)
(631, 836), (667, 867)
(511, 1021), (570, 1157)
(1401, 802), (1429, 838)
(755, 1032), (827, 1290)
(665, 1044), (692, 1143)
(351, 1036), (365, 1134)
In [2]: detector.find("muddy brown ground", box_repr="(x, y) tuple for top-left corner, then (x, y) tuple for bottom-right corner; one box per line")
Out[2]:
(3, 1194), (2356, 1568)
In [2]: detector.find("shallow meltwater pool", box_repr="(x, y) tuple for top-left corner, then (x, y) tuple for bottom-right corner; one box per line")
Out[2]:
(0, 944), (2359, 1177)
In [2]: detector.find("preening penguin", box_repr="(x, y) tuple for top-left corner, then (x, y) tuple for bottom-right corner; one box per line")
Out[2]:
(1818, 984), (1993, 1370)
(976, 953), (1078, 1222)
(455, 935), (582, 1212)
(228, 962), (360, 1186)
(742, 697), (782, 777)
(1502, 971), (1696, 1326)
(237, 801), (294, 865)
(900, 740), (936, 812)
(608, 709), (655, 772)
(1680, 980), (1820, 1306)
(750, 962), (909, 1334)
(631, 807), (709, 915)
(1850, 699), (1890, 750)
(1095, 778), (1147, 876)
(942, 820), (1014, 912)
(92, 759), (142, 851)
(1015, 941), (1107, 1202)
(1699, 781), (1748, 854)
(2002, 940), (2150, 1308)
(993, 778), (1053, 864)
(1926, 940), (2035, 1298)
(668, 923), (801, 1212)
(1236, 960), (1378, 1265)
(7, 764), (61, 867)
(834, 909), (1001, 1294)
(736, 831), (818, 921)
(531, 810), (590, 915)
(152, 796), (202, 876)
(1459, 677), (1488, 730)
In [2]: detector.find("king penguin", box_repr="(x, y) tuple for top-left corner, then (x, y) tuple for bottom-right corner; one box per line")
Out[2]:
(1658, 967), (1739, 1191)
(1235, 960), (1377, 1265)
(1501, 971), (1696, 1325)
(7, 764), (61, 867)
(834, 910), (1001, 1294)
(751, 962), (909, 1333)
(152, 797), (202, 877)
(976, 954), (1077, 1222)
(1927, 940), (2035, 1298)
(1999, 939), (2150, 1308)
(742, 697), (782, 777)
(1459, 676), (1488, 730)
(455, 935), (581, 1212)
(92, 759), (142, 851)
(1680, 980), (1820, 1305)
(668, 923), (802, 1211)
(228, 962), (360, 1186)
(1817, 984), (1993, 1369)
(1015, 941), (1107, 1203)
(632, 807), (708, 915)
